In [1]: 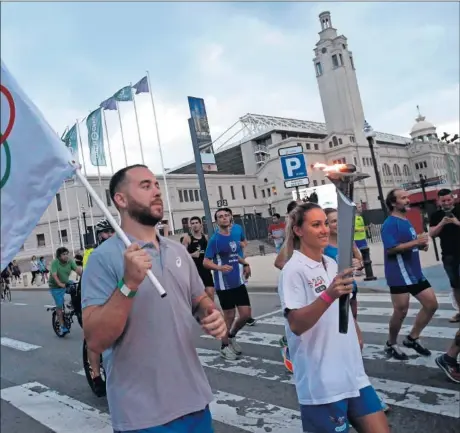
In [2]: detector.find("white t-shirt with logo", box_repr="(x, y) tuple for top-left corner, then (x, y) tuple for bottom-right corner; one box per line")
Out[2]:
(278, 250), (370, 406)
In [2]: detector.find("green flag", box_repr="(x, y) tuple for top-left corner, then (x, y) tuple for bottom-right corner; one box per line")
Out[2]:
(86, 108), (107, 166)
(113, 86), (133, 102)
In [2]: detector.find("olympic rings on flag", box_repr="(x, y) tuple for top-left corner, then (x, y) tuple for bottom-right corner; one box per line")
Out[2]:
(1, 84), (15, 189)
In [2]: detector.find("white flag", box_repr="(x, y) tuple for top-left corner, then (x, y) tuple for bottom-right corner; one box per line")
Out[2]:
(1, 60), (74, 270)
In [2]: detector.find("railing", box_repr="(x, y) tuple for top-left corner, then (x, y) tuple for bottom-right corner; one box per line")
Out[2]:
(366, 223), (383, 243)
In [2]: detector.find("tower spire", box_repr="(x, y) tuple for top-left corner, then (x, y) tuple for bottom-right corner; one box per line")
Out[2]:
(415, 105), (425, 122)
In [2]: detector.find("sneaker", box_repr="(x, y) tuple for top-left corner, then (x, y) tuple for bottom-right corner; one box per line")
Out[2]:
(279, 336), (288, 347)
(220, 345), (238, 360)
(435, 354), (460, 384)
(246, 318), (256, 326)
(403, 336), (431, 356)
(229, 338), (242, 355)
(385, 342), (409, 360)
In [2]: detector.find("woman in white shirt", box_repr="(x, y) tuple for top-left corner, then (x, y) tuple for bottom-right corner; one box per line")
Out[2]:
(278, 202), (389, 433)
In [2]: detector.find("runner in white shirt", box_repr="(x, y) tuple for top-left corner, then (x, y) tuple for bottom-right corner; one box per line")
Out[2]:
(278, 202), (389, 433)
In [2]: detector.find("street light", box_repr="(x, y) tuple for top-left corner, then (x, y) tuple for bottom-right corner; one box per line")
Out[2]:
(363, 120), (387, 217)
(267, 198), (273, 216)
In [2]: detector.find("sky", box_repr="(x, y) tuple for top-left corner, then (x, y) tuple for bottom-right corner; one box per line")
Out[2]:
(1, 1), (459, 176)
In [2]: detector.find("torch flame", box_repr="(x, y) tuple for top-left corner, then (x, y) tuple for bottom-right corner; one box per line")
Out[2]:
(313, 162), (348, 173)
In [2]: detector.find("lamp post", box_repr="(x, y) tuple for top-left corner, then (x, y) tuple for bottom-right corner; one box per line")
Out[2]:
(363, 120), (387, 217)
(267, 198), (273, 216)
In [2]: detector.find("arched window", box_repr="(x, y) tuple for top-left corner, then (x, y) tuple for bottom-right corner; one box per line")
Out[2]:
(332, 136), (338, 147)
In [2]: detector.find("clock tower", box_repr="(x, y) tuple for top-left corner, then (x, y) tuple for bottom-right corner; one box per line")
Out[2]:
(313, 11), (366, 137)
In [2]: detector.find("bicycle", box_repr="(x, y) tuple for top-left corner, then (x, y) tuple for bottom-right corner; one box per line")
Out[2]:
(82, 338), (107, 397)
(47, 281), (82, 337)
(0, 277), (12, 302)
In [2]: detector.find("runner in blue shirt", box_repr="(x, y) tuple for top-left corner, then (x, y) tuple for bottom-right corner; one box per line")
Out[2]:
(204, 207), (252, 360)
(381, 188), (439, 360)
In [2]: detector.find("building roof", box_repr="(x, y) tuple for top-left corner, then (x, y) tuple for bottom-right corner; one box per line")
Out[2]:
(168, 113), (411, 173)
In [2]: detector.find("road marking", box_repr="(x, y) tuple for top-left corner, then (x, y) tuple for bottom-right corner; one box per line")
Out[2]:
(1, 337), (41, 351)
(0, 382), (113, 433)
(202, 331), (448, 366)
(358, 294), (452, 304)
(254, 308), (282, 320)
(356, 307), (454, 319)
(13, 302), (27, 306)
(257, 316), (457, 338)
(198, 349), (460, 418)
(210, 390), (302, 432)
(75, 369), (85, 377)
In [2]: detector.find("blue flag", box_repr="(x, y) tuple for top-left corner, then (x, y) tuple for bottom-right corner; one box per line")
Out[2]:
(86, 108), (107, 167)
(114, 86), (133, 102)
(100, 97), (117, 111)
(133, 76), (149, 94)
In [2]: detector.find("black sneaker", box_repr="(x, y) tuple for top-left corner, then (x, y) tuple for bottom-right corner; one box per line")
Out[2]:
(435, 355), (460, 384)
(403, 336), (431, 356)
(385, 342), (409, 360)
(92, 375), (106, 398)
(246, 318), (256, 326)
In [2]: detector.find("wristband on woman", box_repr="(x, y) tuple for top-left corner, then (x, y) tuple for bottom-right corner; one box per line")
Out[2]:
(320, 291), (334, 305)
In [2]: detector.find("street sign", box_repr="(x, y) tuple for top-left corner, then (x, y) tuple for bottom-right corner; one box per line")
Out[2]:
(280, 146), (308, 189)
(284, 177), (310, 188)
(217, 199), (228, 207)
(402, 175), (447, 191)
(278, 144), (303, 156)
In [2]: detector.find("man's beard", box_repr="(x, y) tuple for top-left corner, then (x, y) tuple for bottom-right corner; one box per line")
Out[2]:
(127, 199), (163, 227)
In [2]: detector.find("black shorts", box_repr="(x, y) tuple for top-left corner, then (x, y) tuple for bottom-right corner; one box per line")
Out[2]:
(198, 268), (214, 288)
(216, 285), (251, 310)
(389, 279), (431, 296)
(442, 255), (460, 290)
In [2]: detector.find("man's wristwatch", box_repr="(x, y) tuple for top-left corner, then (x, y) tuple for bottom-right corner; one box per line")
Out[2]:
(117, 279), (137, 298)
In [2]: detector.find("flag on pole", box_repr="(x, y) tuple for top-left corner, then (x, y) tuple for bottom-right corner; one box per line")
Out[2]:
(132, 76), (149, 94)
(100, 97), (117, 111)
(86, 108), (107, 167)
(62, 124), (80, 180)
(1, 59), (74, 270)
(113, 86), (134, 102)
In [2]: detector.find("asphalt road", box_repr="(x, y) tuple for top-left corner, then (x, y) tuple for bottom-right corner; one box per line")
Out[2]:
(1, 290), (459, 433)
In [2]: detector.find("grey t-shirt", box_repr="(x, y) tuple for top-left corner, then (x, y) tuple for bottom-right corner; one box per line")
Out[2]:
(81, 234), (214, 431)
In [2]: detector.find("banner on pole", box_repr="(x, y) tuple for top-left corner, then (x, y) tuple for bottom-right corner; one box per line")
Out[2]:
(1, 59), (74, 270)
(187, 96), (218, 172)
(62, 124), (80, 181)
(86, 108), (107, 167)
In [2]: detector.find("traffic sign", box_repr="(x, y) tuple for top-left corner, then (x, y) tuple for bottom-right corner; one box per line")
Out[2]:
(217, 199), (228, 207)
(402, 175), (447, 191)
(280, 146), (308, 189)
(284, 177), (310, 188)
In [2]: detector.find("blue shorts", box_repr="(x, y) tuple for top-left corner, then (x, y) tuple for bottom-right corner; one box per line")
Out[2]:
(300, 385), (382, 433)
(49, 288), (66, 309)
(114, 406), (213, 433)
(355, 239), (368, 250)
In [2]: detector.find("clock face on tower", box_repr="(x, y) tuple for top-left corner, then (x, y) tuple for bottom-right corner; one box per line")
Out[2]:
(321, 48), (327, 54)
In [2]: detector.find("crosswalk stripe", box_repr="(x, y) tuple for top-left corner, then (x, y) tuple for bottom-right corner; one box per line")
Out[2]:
(256, 316), (457, 338)
(198, 348), (460, 418)
(355, 294), (452, 304)
(1, 337), (41, 351)
(0, 382), (112, 432)
(357, 306), (453, 319)
(210, 390), (302, 432)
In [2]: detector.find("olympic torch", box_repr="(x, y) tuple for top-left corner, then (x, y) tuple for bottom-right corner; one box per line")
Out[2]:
(314, 163), (370, 333)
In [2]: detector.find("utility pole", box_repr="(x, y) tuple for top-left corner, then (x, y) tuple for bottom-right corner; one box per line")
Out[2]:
(188, 118), (214, 236)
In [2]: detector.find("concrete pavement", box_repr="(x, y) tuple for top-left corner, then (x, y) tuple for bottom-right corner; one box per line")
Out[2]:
(1, 290), (459, 433)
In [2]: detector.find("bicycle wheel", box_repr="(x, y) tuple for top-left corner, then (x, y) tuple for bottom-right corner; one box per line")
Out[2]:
(52, 311), (65, 338)
(82, 339), (107, 397)
(5, 287), (11, 302)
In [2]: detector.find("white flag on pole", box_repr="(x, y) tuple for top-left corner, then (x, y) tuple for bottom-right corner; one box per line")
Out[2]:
(1, 60), (74, 270)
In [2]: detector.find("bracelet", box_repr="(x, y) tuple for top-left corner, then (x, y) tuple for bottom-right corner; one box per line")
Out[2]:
(320, 291), (334, 305)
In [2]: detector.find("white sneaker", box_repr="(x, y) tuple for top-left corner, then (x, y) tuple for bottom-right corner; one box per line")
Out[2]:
(229, 337), (242, 355)
(220, 345), (238, 360)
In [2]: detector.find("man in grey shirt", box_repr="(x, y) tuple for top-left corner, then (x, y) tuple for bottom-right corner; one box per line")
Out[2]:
(81, 164), (227, 433)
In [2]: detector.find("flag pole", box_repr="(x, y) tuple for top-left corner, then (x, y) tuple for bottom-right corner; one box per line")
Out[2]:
(46, 209), (55, 259)
(115, 101), (129, 166)
(63, 181), (76, 256)
(55, 193), (63, 246)
(70, 162), (167, 298)
(76, 120), (96, 243)
(102, 109), (115, 174)
(130, 83), (145, 164)
(88, 110), (105, 201)
(146, 71), (175, 233)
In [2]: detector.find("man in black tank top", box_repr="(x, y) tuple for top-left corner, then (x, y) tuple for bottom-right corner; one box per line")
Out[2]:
(181, 216), (215, 300)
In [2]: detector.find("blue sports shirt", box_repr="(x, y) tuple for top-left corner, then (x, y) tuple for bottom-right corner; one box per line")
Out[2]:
(381, 216), (425, 287)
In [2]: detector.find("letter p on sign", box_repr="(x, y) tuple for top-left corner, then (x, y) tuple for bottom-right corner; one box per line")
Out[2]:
(285, 158), (301, 177)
